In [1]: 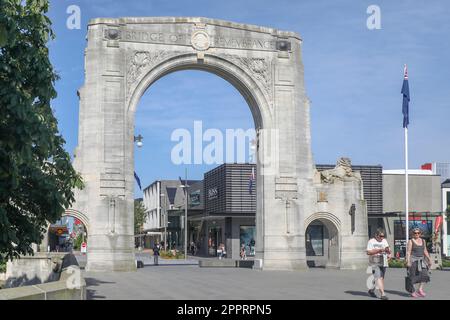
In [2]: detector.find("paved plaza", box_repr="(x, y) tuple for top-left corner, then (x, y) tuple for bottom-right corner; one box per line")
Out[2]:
(82, 255), (450, 300)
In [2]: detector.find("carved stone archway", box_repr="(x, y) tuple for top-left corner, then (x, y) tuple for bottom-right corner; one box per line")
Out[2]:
(70, 17), (366, 272)
(305, 212), (341, 268)
(63, 209), (90, 235)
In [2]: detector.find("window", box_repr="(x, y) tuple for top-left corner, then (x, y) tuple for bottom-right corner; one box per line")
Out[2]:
(446, 191), (450, 212)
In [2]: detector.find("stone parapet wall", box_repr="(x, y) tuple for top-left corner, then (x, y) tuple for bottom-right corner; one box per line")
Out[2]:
(0, 253), (85, 300)
(0, 267), (86, 300)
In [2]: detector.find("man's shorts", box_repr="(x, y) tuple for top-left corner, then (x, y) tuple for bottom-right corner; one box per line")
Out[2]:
(372, 266), (387, 280)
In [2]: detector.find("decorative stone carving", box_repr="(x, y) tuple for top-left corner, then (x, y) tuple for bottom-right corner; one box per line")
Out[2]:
(320, 157), (361, 183)
(126, 50), (182, 102)
(105, 29), (121, 40)
(318, 191), (328, 202)
(223, 54), (272, 97)
(191, 30), (210, 51)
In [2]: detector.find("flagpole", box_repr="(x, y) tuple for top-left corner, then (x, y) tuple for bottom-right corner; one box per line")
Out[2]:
(405, 125), (409, 247)
(185, 167), (188, 261)
(402, 63), (410, 253)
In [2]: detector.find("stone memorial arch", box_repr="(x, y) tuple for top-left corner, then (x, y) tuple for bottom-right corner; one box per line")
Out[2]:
(71, 17), (368, 272)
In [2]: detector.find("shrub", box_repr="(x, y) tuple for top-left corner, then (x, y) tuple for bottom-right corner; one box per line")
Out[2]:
(159, 250), (185, 259)
(0, 262), (6, 273)
(389, 259), (406, 268)
(442, 259), (450, 268)
(73, 234), (83, 250)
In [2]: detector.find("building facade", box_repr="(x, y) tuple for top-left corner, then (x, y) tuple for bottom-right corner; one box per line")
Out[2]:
(442, 179), (450, 256)
(141, 179), (201, 250)
(195, 163), (256, 259)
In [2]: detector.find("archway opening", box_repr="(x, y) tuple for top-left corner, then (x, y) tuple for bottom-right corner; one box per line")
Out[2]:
(47, 216), (88, 253)
(306, 219), (340, 268)
(133, 66), (260, 261)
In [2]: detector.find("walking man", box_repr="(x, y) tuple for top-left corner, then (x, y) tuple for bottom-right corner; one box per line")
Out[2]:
(153, 242), (160, 266)
(367, 228), (391, 300)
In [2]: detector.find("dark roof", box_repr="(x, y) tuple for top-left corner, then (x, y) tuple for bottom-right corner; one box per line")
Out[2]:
(442, 179), (450, 188)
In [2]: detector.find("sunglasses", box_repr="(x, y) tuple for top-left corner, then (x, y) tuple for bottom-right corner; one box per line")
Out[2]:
(413, 232), (421, 234)
(377, 235), (385, 238)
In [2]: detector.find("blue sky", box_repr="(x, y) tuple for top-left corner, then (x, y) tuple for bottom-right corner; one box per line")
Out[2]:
(46, 0), (450, 197)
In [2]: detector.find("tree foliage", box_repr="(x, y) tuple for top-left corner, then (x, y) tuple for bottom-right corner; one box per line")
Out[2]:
(134, 200), (146, 234)
(0, 0), (83, 262)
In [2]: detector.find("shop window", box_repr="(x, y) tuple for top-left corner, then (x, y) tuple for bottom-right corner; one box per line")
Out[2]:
(208, 227), (222, 256)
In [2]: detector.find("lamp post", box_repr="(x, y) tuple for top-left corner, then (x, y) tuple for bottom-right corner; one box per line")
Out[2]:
(179, 168), (189, 260)
(160, 192), (168, 251)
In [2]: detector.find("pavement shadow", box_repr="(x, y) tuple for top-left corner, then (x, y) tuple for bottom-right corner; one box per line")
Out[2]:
(384, 289), (411, 297)
(84, 277), (115, 300)
(344, 290), (373, 298)
(143, 263), (199, 267)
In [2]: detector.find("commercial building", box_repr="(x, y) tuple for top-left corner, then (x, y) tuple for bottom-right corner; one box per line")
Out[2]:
(140, 179), (202, 250)
(381, 169), (442, 258)
(141, 164), (256, 258)
(442, 179), (450, 256)
(191, 163), (256, 259)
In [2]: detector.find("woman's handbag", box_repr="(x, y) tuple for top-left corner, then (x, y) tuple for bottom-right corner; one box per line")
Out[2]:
(405, 269), (414, 293)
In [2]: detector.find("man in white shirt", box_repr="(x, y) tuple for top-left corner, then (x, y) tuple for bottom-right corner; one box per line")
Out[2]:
(367, 228), (391, 300)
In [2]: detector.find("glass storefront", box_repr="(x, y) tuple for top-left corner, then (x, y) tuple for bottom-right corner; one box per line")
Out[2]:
(208, 227), (222, 256)
(306, 224), (324, 256)
(394, 219), (433, 257)
(239, 226), (256, 256)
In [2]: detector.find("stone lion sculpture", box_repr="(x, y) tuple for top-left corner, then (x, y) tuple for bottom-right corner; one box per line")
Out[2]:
(320, 157), (361, 183)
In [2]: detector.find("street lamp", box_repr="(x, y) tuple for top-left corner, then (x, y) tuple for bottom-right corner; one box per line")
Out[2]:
(160, 193), (168, 251)
(134, 134), (143, 148)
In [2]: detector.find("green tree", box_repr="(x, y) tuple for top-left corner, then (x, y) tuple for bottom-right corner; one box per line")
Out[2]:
(134, 200), (146, 235)
(73, 234), (83, 250)
(0, 0), (83, 263)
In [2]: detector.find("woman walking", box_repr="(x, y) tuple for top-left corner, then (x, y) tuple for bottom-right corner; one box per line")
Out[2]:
(406, 228), (432, 297)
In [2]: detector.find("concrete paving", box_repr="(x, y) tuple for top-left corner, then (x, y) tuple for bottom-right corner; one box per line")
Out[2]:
(83, 256), (450, 300)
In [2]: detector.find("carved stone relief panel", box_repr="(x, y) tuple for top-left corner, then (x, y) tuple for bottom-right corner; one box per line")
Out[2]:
(222, 54), (273, 98)
(126, 50), (185, 103)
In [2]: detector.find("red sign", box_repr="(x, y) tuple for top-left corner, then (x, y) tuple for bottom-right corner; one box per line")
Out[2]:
(435, 216), (443, 233)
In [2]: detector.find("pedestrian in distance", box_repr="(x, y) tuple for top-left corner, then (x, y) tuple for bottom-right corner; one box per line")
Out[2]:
(218, 243), (226, 259)
(153, 242), (160, 266)
(190, 241), (196, 255)
(406, 228), (432, 298)
(240, 244), (247, 260)
(366, 228), (391, 300)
